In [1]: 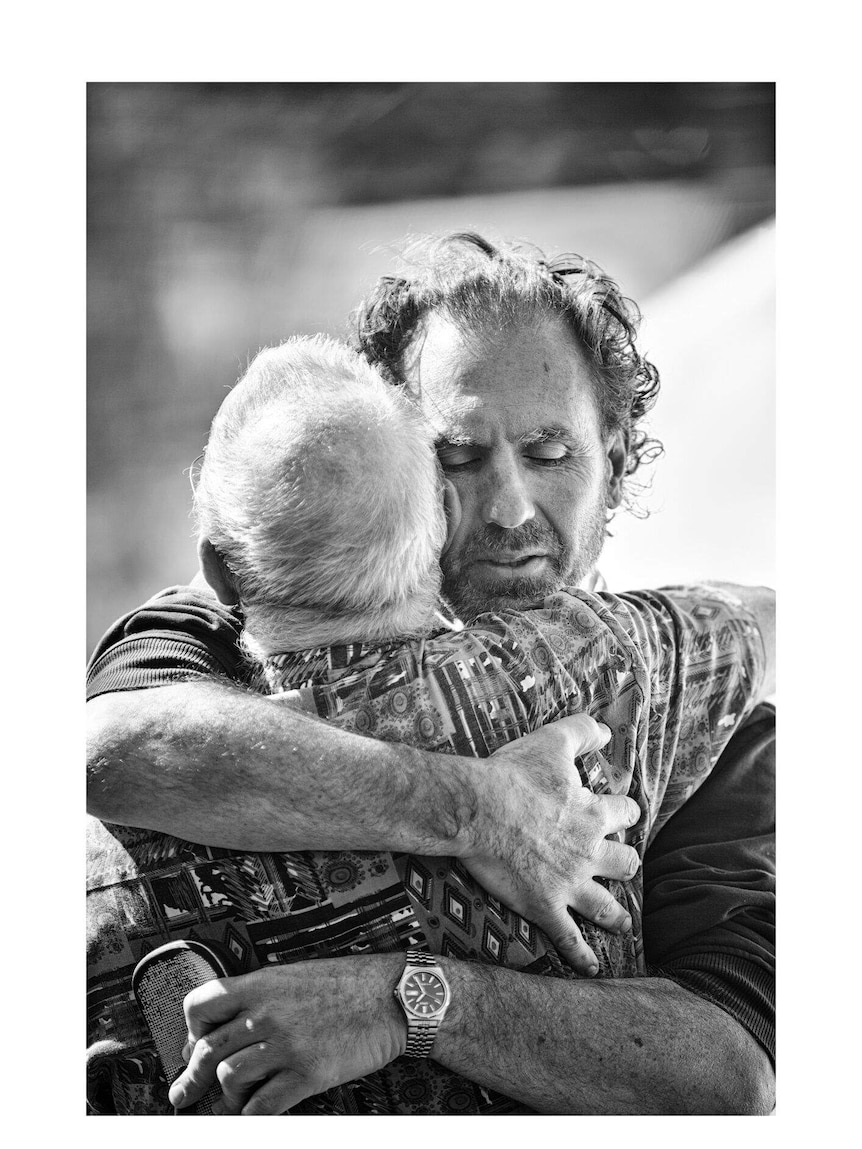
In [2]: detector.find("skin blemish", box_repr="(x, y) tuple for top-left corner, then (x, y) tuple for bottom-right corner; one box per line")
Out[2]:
(543, 360), (550, 374)
(633, 1036), (644, 1047)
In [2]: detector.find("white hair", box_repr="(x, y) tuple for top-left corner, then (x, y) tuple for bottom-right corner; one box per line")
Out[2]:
(194, 335), (447, 654)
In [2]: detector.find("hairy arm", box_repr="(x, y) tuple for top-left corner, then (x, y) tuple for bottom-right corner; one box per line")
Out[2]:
(172, 953), (774, 1116)
(88, 685), (637, 970)
(87, 680), (470, 853)
(434, 960), (774, 1114)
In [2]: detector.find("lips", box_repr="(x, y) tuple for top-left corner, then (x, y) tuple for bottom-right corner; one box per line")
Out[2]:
(471, 553), (552, 581)
(474, 552), (547, 567)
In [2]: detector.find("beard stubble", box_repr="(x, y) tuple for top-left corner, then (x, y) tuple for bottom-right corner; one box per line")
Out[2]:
(440, 494), (609, 621)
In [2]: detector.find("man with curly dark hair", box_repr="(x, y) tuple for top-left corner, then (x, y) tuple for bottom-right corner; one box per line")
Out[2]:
(87, 233), (775, 1114)
(354, 232), (664, 620)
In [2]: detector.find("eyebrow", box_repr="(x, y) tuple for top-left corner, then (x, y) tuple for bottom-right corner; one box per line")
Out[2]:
(518, 425), (579, 446)
(435, 433), (477, 450)
(435, 426), (585, 450)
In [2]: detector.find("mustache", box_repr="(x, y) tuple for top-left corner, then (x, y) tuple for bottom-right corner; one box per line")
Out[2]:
(457, 522), (563, 563)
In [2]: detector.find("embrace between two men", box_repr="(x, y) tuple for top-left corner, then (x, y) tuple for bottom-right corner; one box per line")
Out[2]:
(87, 233), (775, 1116)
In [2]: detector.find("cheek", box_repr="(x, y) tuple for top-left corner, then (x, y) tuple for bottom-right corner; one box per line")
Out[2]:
(444, 477), (479, 539)
(542, 475), (603, 536)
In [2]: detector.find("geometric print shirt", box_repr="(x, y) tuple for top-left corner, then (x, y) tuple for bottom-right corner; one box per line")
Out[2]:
(86, 584), (765, 1115)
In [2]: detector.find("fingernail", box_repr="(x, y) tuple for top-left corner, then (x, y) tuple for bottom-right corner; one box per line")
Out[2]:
(621, 915), (632, 933)
(169, 1085), (185, 1108)
(587, 962), (599, 977)
(212, 1100), (225, 1115)
(596, 722), (611, 742)
(181, 1041), (192, 1064)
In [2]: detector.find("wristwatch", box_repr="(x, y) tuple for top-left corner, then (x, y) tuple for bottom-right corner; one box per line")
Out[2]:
(394, 949), (452, 1058)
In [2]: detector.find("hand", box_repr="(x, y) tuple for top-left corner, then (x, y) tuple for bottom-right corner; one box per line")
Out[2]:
(460, 714), (641, 976)
(168, 956), (406, 1115)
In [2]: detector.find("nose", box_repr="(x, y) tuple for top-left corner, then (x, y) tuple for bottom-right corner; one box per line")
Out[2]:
(481, 452), (535, 529)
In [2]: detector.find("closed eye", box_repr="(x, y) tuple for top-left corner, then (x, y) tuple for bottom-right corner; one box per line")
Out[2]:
(524, 441), (569, 466)
(436, 444), (482, 471)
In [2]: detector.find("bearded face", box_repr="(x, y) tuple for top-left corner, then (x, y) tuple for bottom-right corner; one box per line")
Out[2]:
(407, 314), (620, 620)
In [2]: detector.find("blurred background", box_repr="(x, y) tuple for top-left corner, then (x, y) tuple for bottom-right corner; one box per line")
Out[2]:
(88, 82), (775, 657)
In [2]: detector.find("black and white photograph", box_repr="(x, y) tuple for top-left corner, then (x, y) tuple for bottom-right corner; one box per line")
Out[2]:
(85, 81), (776, 1118)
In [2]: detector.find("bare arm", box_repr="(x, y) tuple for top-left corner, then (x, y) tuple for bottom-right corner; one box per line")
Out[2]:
(435, 959), (774, 1114)
(88, 685), (640, 972)
(171, 954), (775, 1115)
(87, 679), (471, 853)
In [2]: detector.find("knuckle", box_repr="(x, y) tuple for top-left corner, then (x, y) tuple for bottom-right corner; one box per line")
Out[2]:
(564, 931), (587, 953)
(195, 1038), (217, 1061)
(584, 793), (606, 819)
(581, 823), (602, 855)
(193, 1037), (216, 1065)
(572, 711), (597, 735)
(592, 897), (618, 925)
(183, 987), (204, 1019)
(216, 1060), (236, 1087)
(296, 1067), (327, 1100)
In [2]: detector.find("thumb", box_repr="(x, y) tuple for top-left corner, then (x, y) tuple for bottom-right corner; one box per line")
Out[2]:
(539, 903), (600, 978)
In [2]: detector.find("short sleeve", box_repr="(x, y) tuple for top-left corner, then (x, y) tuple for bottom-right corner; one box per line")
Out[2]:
(642, 702), (775, 1061)
(605, 585), (768, 838)
(86, 586), (248, 700)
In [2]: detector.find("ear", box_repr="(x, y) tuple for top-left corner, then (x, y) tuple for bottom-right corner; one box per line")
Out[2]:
(197, 537), (240, 605)
(605, 428), (628, 510)
(441, 480), (462, 556)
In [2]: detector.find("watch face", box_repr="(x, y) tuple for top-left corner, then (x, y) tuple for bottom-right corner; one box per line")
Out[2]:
(402, 970), (447, 1016)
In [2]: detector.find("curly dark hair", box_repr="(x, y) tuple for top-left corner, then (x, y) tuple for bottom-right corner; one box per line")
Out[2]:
(352, 231), (663, 513)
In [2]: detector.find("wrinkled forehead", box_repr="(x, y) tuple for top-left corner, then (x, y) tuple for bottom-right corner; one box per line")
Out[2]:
(405, 312), (601, 441)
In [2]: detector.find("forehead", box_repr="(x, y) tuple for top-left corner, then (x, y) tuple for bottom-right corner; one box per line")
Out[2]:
(408, 313), (600, 441)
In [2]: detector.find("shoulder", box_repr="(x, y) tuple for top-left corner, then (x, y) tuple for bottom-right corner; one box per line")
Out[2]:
(87, 585), (247, 699)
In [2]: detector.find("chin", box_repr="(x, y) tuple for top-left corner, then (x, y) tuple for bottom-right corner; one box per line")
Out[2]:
(447, 573), (563, 621)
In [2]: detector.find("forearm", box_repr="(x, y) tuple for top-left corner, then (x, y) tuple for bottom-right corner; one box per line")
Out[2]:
(87, 680), (474, 853)
(434, 960), (775, 1115)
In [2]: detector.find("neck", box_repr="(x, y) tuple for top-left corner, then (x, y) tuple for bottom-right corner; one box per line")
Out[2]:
(240, 599), (438, 657)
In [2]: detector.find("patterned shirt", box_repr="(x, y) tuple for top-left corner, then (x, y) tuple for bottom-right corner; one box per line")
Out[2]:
(87, 584), (765, 1115)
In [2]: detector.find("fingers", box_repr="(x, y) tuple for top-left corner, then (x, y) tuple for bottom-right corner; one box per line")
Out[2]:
(539, 902), (600, 978)
(182, 978), (238, 1040)
(183, 1047), (311, 1116)
(593, 838), (641, 883)
(169, 1016), (253, 1110)
(597, 793), (642, 835)
(213, 1043), (273, 1114)
(241, 1070), (310, 1116)
(569, 880), (632, 937)
(547, 713), (612, 756)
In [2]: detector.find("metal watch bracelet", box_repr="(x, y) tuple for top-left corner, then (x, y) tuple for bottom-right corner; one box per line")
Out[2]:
(402, 949), (445, 1059)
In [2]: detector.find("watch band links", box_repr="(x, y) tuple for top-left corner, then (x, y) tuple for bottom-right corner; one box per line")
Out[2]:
(404, 1017), (440, 1058)
(405, 949), (437, 966)
(402, 949), (444, 1059)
